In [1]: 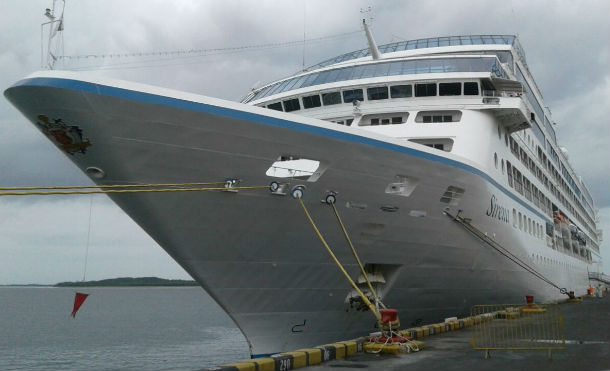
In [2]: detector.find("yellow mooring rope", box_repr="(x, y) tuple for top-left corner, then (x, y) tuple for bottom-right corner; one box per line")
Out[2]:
(0, 185), (269, 196)
(330, 202), (381, 306)
(0, 181), (227, 191)
(297, 196), (381, 322)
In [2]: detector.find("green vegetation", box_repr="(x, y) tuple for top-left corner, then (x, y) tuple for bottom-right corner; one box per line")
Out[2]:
(55, 277), (198, 287)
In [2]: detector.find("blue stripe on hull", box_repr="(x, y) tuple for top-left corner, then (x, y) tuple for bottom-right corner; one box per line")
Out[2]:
(7, 76), (550, 223)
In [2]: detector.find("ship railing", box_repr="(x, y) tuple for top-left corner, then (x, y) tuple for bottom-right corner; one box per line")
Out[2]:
(589, 272), (610, 285)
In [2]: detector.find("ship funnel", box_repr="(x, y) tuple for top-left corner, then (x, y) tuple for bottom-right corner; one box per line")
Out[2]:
(362, 19), (381, 60)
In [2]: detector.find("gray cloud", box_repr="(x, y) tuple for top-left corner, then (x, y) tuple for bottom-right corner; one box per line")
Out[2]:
(1, 0), (608, 283)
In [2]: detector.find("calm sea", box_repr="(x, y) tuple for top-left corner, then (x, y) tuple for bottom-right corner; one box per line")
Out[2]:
(0, 287), (250, 370)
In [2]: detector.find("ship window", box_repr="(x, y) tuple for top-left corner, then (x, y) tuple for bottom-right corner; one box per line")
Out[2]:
(346, 119), (354, 126)
(367, 86), (389, 100)
(361, 114), (408, 126)
(302, 94), (321, 109)
(464, 82), (479, 95)
(343, 89), (364, 103)
(416, 110), (462, 123)
(322, 91), (342, 106)
(513, 209), (517, 228)
(390, 85), (412, 98)
(282, 98), (300, 112)
(425, 143), (445, 150)
(439, 82), (461, 96)
(415, 83), (437, 97)
(409, 138), (453, 152)
(267, 102), (283, 111)
(519, 212), (523, 230)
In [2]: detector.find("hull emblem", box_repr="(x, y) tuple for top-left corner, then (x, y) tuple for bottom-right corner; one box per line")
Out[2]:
(36, 115), (91, 155)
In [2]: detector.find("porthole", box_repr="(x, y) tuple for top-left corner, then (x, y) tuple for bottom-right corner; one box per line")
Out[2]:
(494, 153), (498, 169)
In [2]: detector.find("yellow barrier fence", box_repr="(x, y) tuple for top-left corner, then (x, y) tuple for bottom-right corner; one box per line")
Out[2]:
(471, 304), (564, 359)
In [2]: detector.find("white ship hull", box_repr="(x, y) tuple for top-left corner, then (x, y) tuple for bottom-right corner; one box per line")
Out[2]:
(5, 71), (592, 356)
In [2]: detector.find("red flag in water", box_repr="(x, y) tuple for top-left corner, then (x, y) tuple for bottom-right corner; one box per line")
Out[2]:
(71, 292), (89, 318)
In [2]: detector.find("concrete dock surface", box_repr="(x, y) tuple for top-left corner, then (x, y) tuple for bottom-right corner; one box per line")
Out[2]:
(313, 295), (610, 371)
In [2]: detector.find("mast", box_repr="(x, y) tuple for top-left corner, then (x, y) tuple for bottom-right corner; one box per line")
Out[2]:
(362, 19), (381, 60)
(41, 0), (65, 69)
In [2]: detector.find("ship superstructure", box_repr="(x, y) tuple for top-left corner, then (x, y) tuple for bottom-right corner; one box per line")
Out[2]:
(243, 33), (601, 264)
(4, 29), (602, 357)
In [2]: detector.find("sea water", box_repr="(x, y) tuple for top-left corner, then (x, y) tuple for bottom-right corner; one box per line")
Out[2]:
(0, 287), (250, 370)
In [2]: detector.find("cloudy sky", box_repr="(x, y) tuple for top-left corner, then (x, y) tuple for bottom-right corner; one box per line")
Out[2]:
(0, 0), (608, 284)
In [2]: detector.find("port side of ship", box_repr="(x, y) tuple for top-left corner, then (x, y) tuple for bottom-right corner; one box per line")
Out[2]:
(4, 33), (602, 357)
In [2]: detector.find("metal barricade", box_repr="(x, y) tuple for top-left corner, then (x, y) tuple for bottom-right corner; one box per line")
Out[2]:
(471, 304), (564, 359)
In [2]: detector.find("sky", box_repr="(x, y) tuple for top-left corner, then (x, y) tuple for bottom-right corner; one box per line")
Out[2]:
(0, 0), (608, 284)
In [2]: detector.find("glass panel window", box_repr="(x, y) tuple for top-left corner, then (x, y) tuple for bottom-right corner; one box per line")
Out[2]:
(464, 82), (479, 95)
(282, 98), (300, 112)
(415, 83), (437, 97)
(392, 117), (402, 124)
(367, 86), (389, 100)
(438, 37), (450, 46)
(439, 82), (461, 96)
(342, 89), (364, 103)
(388, 61), (403, 76)
(390, 85), (412, 98)
(267, 102), (283, 111)
(322, 91), (342, 106)
(302, 94), (321, 109)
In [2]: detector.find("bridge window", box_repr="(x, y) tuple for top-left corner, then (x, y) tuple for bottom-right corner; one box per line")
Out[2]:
(282, 98), (300, 112)
(367, 86), (389, 100)
(343, 89), (364, 103)
(267, 102), (283, 111)
(302, 94), (321, 109)
(415, 83), (437, 97)
(464, 82), (479, 95)
(390, 85), (412, 98)
(322, 91), (341, 106)
(439, 82), (461, 96)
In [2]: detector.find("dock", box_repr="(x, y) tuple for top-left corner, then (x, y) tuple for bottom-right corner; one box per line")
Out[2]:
(204, 294), (609, 371)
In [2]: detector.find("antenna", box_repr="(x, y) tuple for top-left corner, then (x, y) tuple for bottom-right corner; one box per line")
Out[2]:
(302, 2), (306, 70)
(40, 0), (65, 69)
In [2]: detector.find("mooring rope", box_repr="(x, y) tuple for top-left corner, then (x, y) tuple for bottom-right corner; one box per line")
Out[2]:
(445, 210), (568, 295)
(0, 181), (226, 191)
(0, 185), (268, 196)
(330, 202), (382, 307)
(297, 196), (381, 322)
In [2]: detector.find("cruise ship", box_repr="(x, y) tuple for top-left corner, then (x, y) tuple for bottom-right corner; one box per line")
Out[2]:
(4, 24), (603, 357)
